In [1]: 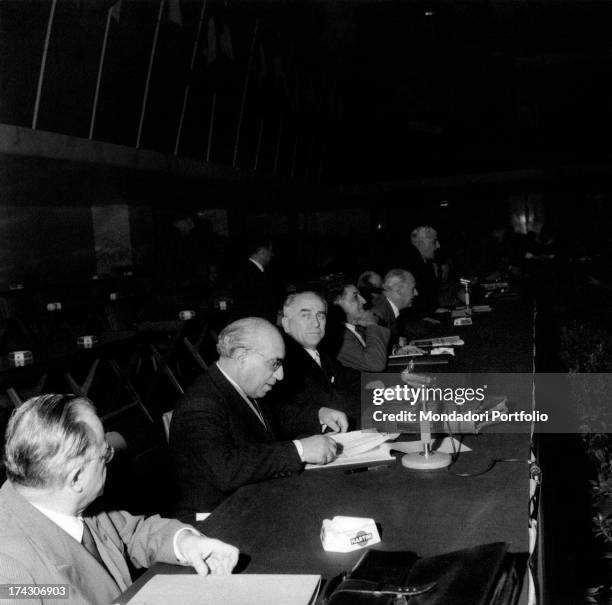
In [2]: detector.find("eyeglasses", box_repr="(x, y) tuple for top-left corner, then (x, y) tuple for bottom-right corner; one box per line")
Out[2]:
(85, 442), (114, 465)
(249, 350), (283, 372)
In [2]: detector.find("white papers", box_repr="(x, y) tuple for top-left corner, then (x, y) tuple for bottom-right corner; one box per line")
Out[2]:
(305, 430), (399, 470)
(410, 335), (464, 347)
(126, 574), (321, 605)
(389, 345), (427, 357)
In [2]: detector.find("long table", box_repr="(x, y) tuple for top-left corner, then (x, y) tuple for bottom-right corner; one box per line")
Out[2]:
(117, 298), (536, 604)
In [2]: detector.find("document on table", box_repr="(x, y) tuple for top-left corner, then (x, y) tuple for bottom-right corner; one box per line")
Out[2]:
(305, 430), (399, 470)
(123, 574), (321, 605)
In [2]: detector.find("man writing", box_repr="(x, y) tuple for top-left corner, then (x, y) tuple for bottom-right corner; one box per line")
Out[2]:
(170, 317), (346, 519)
(0, 394), (238, 605)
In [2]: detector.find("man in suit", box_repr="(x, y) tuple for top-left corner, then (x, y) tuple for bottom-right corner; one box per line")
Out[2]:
(371, 269), (418, 345)
(0, 394), (238, 605)
(170, 317), (345, 519)
(324, 280), (391, 398)
(406, 225), (441, 316)
(271, 291), (358, 431)
(230, 236), (279, 322)
(327, 280), (390, 373)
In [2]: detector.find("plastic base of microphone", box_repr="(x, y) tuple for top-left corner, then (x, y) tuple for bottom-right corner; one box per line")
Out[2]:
(401, 451), (452, 470)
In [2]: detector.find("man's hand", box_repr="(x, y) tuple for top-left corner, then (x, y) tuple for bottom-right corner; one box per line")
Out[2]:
(177, 532), (239, 576)
(355, 310), (378, 326)
(300, 434), (338, 464)
(319, 407), (349, 433)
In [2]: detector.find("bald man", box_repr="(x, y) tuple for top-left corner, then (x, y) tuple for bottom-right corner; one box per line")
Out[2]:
(170, 317), (345, 518)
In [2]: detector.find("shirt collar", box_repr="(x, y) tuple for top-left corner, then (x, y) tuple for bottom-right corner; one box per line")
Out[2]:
(216, 362), (249, 401)
(248, 258), (264, 272)
(216, 363), (267, 427)
(345, 323), (366, 347)
(386, 296), (400, 318)
(31, 502), (83, 543)
(304, 347), (321, 366)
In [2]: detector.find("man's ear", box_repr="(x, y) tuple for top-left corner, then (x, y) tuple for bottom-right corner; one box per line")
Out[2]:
(281, 316), (289, 333)
(69, 464), (85, 493)
(234, 347), (249, 366)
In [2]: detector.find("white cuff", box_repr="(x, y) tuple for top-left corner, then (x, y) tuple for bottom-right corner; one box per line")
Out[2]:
(173, 526), (202, 563)
(293, 439), (304, 461)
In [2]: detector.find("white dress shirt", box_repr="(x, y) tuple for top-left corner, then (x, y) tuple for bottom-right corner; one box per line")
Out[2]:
(31, 502), (195, 563)
(248, 257), (265, 272)
(345, 322), (366, 348)
(216, 363), (305, 460)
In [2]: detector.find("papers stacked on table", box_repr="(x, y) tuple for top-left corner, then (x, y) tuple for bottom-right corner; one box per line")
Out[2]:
(409, 335), (464, 348)
(305, 430), (399, 470)
(123, 574), (321, 605)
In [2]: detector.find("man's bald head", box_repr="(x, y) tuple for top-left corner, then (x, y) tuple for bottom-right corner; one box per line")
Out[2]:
(217, 317), (285, 398)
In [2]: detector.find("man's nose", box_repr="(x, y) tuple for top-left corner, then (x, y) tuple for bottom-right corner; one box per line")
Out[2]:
(274, 366), (284, 380)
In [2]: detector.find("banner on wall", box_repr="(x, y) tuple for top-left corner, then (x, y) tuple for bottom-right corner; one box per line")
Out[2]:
(91, 204), (133, 275)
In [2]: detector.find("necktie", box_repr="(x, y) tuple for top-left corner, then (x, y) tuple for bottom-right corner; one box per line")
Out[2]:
(355, 325), (367, 340)
(312, 349), (321, 366)
(248, 397), (269, 431)
(81, 522), (108, 571)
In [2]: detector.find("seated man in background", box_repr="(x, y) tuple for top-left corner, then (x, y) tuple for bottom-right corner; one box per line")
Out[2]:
(356, 270), (383, 308)
(406, 225), (442, 316)
(371, 268), (419, 346)
(270, 291), (358, 430)
(324, 279), (390, 395)
(170, 317), (344, 519)
(0, 394), (238, 605)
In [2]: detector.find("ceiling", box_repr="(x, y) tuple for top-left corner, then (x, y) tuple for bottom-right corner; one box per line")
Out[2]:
(2, 0), (612, 194)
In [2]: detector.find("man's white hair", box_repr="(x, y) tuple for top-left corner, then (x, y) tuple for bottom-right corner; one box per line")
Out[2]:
(410, 225), (437, 243)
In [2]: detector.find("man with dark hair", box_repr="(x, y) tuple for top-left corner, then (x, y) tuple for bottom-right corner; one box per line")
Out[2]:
(326, 280), (390, 373)
(324, 280), (390, 396)
(170, 317), (345, 518)
(0, 395), (238, 605)
(356, 270), (383, 308)
(230, 236), (279, 322)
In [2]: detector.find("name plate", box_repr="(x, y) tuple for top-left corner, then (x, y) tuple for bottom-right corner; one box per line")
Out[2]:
(454, 317), (473, 326)
(77, 335), (98, 349)
(8, 351), (33, 367)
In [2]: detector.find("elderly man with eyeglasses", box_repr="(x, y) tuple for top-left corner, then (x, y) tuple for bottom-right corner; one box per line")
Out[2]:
(170, 317), (346, 521)
(0, 394), (239, 605)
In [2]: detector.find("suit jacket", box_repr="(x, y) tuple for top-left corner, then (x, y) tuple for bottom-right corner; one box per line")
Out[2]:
(170, 364), (304, 516)
(230, 260), (279, 322)
(336, 324), (390, 373)
(0, 481), (190, 605)
(371, 295), (399, 344)
(406, 245), (439, 315)
(326, 324), (390, 400)
(269, 335), (361, 435)
(371, 295), (432, 345)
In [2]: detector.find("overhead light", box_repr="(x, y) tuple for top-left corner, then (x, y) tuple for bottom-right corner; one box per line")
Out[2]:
(440, 200), (449, 207)
(424, 10), (434, 17)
